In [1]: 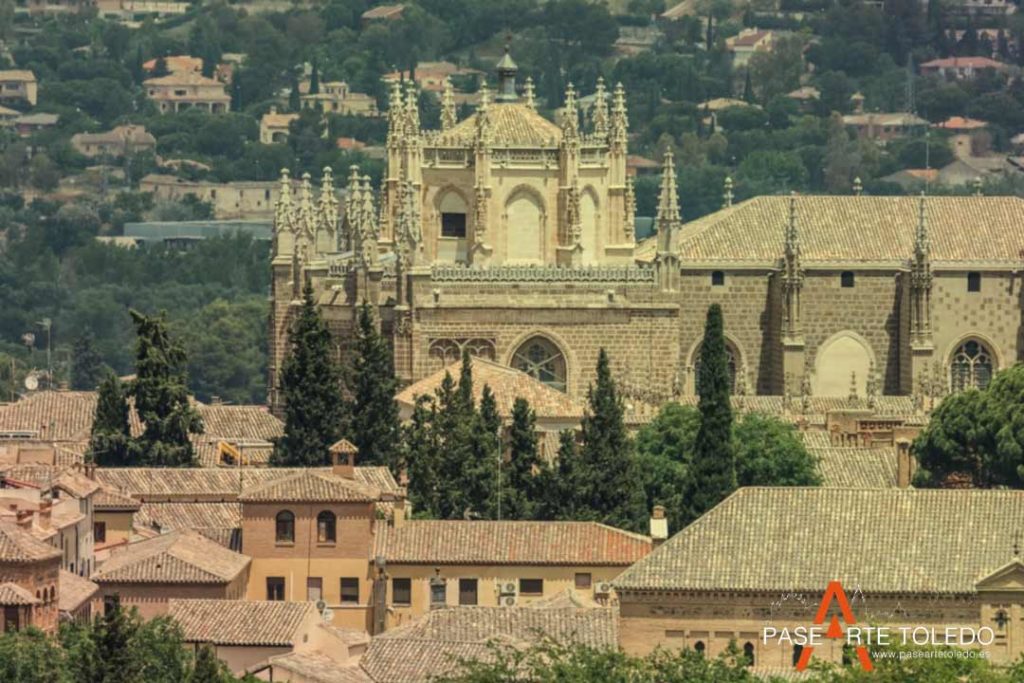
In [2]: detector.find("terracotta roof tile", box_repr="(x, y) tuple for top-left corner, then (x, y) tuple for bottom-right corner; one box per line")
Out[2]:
(239, 470), (382, 503)
(135, 501), (240, 530)
(94, 484), (141, 511)
(812, 446), (898, 488)
(169, 599), (315, 646)
(381, 520), (650, 565)
(614, 488), (1024, 594)
(444, 103), (562, 147)
(58, 569), (98, 613)
(0, 520), (61, 563)
(271, 653), (373, 683)
(396, 359), (583, 420)
(0, 582), (38, 605)
(91, 529), (249, 584)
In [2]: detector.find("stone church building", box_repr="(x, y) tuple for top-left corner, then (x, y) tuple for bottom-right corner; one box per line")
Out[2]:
(268, 50), (1024, 413)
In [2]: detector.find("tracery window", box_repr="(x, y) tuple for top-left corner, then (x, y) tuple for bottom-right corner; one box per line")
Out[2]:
(511, 337), (567, 392)
(428, 338), (497, 369)
(693, 344), (738, 394)
(950, 340), (995, 392)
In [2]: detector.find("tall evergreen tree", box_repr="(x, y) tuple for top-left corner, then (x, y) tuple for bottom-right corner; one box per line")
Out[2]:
(404, 395), (442, 517)
(87, 373), (133, 467)
(688, 304), (736, 520)
(271, 285), (348, 467)
(431, 370), (466, 518)
(350, 302), (400, 471)
(152, 55), (169, 77)
(309, 59), (320, 95)
(94, 603), (138, 683)
(465, 383), (500, 519)
(500, 397), (540, 519)
(577, 349), (646, 531)
(128, 310), (203, 467)
(71, 331), (104, 390)
(289, 74), (301, 112)
(535, 430), (582, 521)
(742, 69), (753, 103)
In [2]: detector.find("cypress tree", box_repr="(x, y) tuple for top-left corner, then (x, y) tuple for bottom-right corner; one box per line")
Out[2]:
(152, 55), (170, 78)
(94, 603), (138, 683)
(87, 373), (133, 467)
(350, 302), (400, 471)
(463, 384), (500, 519)
(271, 284), (348, 467)
(535, 430), (581, 520)
(128, 310), (203, 467)
(289, 74), (301, 112)
(309, 59), (320, 95)
(501, 397), (540, 519)
(578, 349), (646, 531)
(688, 304), (736, 521)
(71, 331), (104, 390)
(404, 395), (441, 517)
(431, 370), (465, 518)
(742, 69), (753, 103)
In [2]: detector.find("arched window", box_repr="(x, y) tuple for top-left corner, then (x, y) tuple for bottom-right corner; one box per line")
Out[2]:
(793, 644), (804, 666)
(48, 587), (55, 604)
(317, 511), (336, 543)
(743, 642), (755, 667)
(693, 344), (738, 394)
(511, 337), (567, 392)
(950, 339), (994, 392)
(694, 641), (705, 656)
(275, 510), (295, 544)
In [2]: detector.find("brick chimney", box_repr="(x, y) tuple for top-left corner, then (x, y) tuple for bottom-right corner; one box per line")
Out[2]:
(895, 438), (915, 488)
(650, 505), (668, 546)
(15, 509), (32, 529)
(36, 500), (51, 529)
(329, 439), (358, 479)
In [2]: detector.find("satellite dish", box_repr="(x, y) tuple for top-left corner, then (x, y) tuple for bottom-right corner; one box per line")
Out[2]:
(23, 374), (38, 391)
(315, 599), (327, 612)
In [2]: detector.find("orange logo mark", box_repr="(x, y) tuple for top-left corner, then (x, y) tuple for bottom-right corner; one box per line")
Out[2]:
(795, 581), (873, 672)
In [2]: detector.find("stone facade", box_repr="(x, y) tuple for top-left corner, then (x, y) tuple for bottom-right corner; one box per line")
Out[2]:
(267, 52), (1024, 414)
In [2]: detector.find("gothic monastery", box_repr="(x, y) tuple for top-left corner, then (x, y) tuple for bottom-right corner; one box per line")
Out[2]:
(269, 51), (1024, 411)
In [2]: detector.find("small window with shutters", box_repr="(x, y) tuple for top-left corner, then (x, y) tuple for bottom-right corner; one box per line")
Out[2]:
(459, 578), (478, 605)
(519, 578), (544, 595)
(392, 578), (411, 605)
(341, 578), (359, 604)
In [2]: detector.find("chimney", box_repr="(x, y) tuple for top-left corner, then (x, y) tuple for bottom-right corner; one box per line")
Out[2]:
(329, 439), (358, 479)
(15, 509), (32, 528)
(650, 505), (668, 546)
(392, 498), (406, 528)
(84, 462), (96, 480)
(896, 438), (915, 488)
(37, 500), (51, 529)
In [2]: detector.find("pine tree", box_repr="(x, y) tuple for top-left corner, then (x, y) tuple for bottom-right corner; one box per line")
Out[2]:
(309, 59), (320, 95)
(404, 395), (442, 517)
(742, 69), (753, 103)
(71, 331), (104, 390)
(535, 430), (581, 520)
(350, 302), (401, 471)
(578, 349), (645, 531)
(688, 304), (736, 521)
(432, 370), (465, 518)
(131, 45), (145, 85)
(87, 373), (133, 467)
(152, 55), (170, 78)
(501, 397), (540, 519)
(271, 285), (348, 467)
(465, 384), (500, 519)
(94, 603), (138, 683)
(128, 310), (203, 467)
(289, 74), (301, 112)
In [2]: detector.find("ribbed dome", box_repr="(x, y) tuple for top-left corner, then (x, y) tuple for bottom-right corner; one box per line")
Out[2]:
(445, 103), (562, 147)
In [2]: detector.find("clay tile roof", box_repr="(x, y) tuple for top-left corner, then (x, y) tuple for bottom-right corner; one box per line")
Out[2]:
(0, 391), (98, 441)
(0, 70), (36, 82)
(935, 116), (988, 130)
(331, 438), (359, 453)
(613, 488), (1024, 594)
(381, 520), (651, 565)
(143, 72), (225, 87)
(396, 359), (583, 420)
(445, 103), (562, 147)
(0, 520), (61, 563)
(58, 569), (98, 613)
(55, 470), (100, 498)
(135, 501), (240, 530)
(199, 404), (283, 441)
(812, 446), (898, 488)
(271, 653), (373, 683)
(361, 4), (404, 19)
(0, 582), (38, 605)
(362, 605), (617, 682)
(921, 56), (1007, 69)
(94, 484), (141, 511)
(91, 529), (249, 584)
(239, 469), (381, 503)
(675, 195), (1024, 264)
(169, 599), (315, 646)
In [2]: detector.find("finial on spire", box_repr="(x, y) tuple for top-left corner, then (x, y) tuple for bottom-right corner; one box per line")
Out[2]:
(916, 191), (930, 260)
(523, 76), (536, 111)
(387, 80), (404, 143)
(625, 175), (636, 241)
(440, 77), (457, 131)
(848, 370), (859, 405)
(723, 176), (734, 208)
(785, 191), (800, 259)
(494, 43), (518, 103)
(656, 149), (681, 252)
(853, 176), (863, 196)
(274, 167), (295, 233)
(562, 82), (579, 139)
(973, 176), (983, 196)
(404, 81), (420, 135)
(592, 77), (609, 137)
(610, 82), (628, 149)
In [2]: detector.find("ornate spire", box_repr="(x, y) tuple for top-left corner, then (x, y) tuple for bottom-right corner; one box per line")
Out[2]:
(723, 176), (734, 208)
(624, 175), (636, 241)
(591, 77), (609, 137)
(782, 192), (803, 340)
(386, 80), (404, 145)
(495, 44), (518, 103)
(853, 176), (863, 196)
(915, 192), (930, 261)
(274, 168), (295, 233)
(396, 179), (421, 267)
(610, 82), (628, 150)
(475, 83), (492, 145)
(295, 172), (315, 262)
(403, 81), (420, 137)
(342, 165), (362, 251)
(440, 78), (457, 131)
(523, 76), (536, 111)
(358, 174), (378, 266)
(561, 82), (579, 141)
(566, 181), (582, 245)
(867, 362), (879, 409)
(785, 192), (800, 260)
(473, 183), (487, 246)
(316, 167), (339, 252)
(655, 149), (681, 252)
(848, 371), (860, 407)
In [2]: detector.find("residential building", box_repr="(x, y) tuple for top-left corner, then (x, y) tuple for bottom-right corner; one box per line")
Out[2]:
(384, 61), (482, 93)
(25, 0), (95, 15)
(14, 113), (57, 137)
(378, 520), (652, 630)
(300, 82), (378, 116)
(0, 105), (20, 126)
(260, 106), (299, 144)
(946, 0), (1015, 18)
(140, 174), (294, 220)
(91, 529), (251, 618)
(0, 520), (61, 633)
(0, 71), (38, 107)
(92, 483), (140, 559)
(142, 55), (202, 76)
(725, 28), (775, 67)
(920, 56), (1009, 79)
(71, 125), (157, 159)
(361, 4), (403, 22)
(58, 569), (99, 623)
(842, 111), (928, 143)
(144, 72), (231, 114)
(615, 488), (1024, 668)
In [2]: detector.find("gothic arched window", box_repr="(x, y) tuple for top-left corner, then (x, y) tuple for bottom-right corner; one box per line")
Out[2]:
(511, 337), (567, 392)
(950, 339), (994, 392)
(743, 642), (755, 667)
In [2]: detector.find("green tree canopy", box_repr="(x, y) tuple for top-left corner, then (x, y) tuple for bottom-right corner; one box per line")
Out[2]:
(349, 302), (401, 471)
(70, 330), (104, 391)
(87, 372), (133, 467)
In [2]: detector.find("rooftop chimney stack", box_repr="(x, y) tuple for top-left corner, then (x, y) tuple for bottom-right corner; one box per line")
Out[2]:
(650, 505), (668, 546)
(329, 439), (358, 479)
